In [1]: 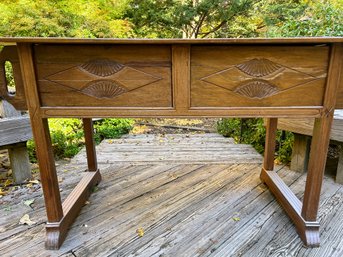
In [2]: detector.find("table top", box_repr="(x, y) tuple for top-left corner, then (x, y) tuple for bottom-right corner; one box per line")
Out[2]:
(0, 37), (343, 44)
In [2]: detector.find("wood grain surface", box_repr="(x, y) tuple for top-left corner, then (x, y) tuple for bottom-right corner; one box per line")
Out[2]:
(3, 39), (342, 249)
(191, 46), (329, 107)
(34, 45), (172, 108)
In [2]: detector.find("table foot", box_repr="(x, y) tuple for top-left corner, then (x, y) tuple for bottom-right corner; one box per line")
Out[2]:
(46, 223), (63, 250)
(45, 169), (101, 250)
(301, 222), (320, 247)
(260, 168), (320, 247)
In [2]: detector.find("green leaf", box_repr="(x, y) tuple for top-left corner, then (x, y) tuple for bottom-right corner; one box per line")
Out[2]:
(23, 199), (35, 207)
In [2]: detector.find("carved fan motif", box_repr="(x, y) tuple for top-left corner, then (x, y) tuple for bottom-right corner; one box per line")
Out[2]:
(79, 59), (124, 77)
(234, 80), (279, 99)
(81, 80), (127, 99)
(236, 58), (282, 77)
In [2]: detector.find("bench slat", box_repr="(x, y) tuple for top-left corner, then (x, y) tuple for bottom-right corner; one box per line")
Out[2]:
(0, 116), (33, 146)
(278, 110), (343, 142)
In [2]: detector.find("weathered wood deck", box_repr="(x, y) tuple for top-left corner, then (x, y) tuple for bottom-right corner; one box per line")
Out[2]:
(1, 133), (343, 257)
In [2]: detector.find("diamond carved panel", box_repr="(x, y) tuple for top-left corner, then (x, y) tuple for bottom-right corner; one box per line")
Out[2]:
(45, 58), (162, 99)
(200, 58), (317, 100)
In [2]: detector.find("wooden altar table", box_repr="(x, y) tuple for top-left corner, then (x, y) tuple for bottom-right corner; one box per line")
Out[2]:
(0, 37), (342, 249)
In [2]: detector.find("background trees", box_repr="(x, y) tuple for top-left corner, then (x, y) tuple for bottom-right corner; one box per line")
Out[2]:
(0, 0), (341, 162)
(0, 0), (132, 37)
(0, 0), (341, 38)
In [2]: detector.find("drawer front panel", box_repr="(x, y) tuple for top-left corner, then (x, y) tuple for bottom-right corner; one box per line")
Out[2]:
(34, 45), (172, 107)
(191, 46), (329, 107)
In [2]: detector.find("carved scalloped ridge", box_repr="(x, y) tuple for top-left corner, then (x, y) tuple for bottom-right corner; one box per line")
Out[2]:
(81, 80), (127, 99)
(79, 59), (124, 77)
(234, 80), (279, 99)
(236, 58), (282, 77)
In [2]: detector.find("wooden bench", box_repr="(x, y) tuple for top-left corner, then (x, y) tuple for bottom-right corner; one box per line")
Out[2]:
(0, 100), (32, 183)
(278, 110), (343, 183)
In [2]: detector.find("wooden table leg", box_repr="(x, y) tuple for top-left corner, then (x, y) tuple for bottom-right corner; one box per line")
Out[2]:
(83, 118), (98, 172)
(44, 118), (102, 249)
(32, 118), (65, 249)
(45, 118), (102, 249)
(299, 114), (334, 245)
(262, 118), (278, 171)
(17, 43), (101, 250)
(260, 118), (321, 247)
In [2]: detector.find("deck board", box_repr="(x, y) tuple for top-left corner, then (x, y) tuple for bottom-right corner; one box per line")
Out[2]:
(1, 133), (343, 256)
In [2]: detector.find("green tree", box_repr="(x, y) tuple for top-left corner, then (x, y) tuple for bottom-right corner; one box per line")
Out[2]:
(264, 0), (343, 37)
(125, 0), (259, 38)
(0, 0), (133, 38)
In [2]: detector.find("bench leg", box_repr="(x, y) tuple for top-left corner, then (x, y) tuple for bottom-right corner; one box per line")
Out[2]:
(8, 142), (32, 184)
(290, 134), (311, 173)
(335, 145), (343, 184)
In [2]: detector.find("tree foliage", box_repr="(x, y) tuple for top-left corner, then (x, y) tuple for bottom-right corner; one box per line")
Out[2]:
(0, 0), (341, 38)
(266, 0), (343, 37)
(0, 0), (133, 37)
(126, 0), (258, 38)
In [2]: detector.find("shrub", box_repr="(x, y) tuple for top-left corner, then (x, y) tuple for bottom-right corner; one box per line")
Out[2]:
(217, 118), (294, 163)
(27, 118), (134, 162)
(93, 118), (134, 143)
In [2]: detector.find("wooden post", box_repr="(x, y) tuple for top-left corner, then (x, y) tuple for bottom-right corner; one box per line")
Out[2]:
(8, 143), (31, 183)
(336, 146), (343, 184)
(83, 118), (97, 171)
(0, 100), (32, 183)
(290, 134), (311, 173)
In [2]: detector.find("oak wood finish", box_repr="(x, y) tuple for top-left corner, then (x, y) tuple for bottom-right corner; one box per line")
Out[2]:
(46, 170), (101, 249)
(261, 118), (320, 245)
(0, 46), (27, 110)
(1, 37), (343, 44)
(262, 118), (278, 171)
(16, 43), (102, 250)
(302, 44), (343, 221)
(191, 46), (328, 108)
(172, 45), (191, 113)
(17, 43), (63, 222)
(1, 37), (342, 250)
(82, 118), (98, 172)
(34, 45), (172, 108)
